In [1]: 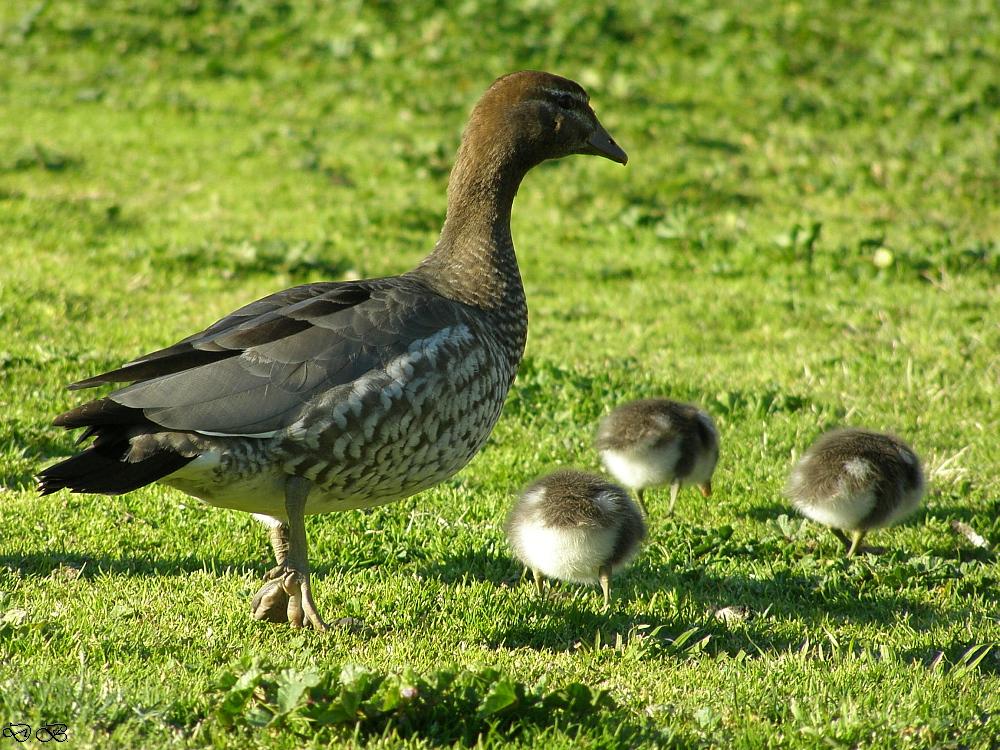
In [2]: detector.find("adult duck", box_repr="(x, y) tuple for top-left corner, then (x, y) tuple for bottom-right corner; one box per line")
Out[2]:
(38, 71), (628, 629)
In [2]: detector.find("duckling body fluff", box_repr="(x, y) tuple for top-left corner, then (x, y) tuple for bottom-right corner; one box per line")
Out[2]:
(505, 470), (646, 604)
(596, 399), (719, 513)
(786, 428), (925, 555)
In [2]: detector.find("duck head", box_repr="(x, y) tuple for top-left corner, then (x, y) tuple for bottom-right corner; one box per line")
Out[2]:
(455, 70), (628, 182)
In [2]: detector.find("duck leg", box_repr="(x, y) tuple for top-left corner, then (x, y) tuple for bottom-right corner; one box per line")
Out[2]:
(636, 488), (648, 515)
(282, 476), (327, 630)
(250, 518), (292, 623)
(250, 477), (327, 630)
(598, 564), (612, 608)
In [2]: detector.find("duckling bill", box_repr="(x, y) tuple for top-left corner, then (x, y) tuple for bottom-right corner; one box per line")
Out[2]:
(786, 428), (925, 556)
(505, 470), (646, 606)
(596, 399), (719, 514)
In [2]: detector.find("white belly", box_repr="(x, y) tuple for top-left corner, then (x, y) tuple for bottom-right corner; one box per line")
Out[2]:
(600, 439), (681, 490)
(794, 487), (876, 530)
(162, 449), (459, 517)
(511, 522), (619, 583)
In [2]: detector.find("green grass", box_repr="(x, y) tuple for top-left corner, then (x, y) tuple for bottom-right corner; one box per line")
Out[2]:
(1, 0), (999, 747)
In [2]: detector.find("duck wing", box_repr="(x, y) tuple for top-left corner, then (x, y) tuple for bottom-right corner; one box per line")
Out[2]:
(55, 277), (469, 437)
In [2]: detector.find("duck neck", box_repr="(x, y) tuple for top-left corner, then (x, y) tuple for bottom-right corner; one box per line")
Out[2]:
(412, 135), (528, 313)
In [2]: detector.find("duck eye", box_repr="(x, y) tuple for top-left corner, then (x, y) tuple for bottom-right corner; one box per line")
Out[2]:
(556, 93), (576, 110)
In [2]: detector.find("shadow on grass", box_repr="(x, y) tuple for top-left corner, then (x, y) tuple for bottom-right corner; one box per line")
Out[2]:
(485, 588), (810, 659)
(673, 566), (936, 625)
(0, 551), (261, 579)
(745, 502), (792, 522)
(470, 552), (945, 657)
(0, 549), (384, 583)
(489, 602), (675, 653)
(915, 502), (1000, 559)
(905, 538), (995, 565)
(898, 642), (1000, 677)
(419, 548), (520, 587)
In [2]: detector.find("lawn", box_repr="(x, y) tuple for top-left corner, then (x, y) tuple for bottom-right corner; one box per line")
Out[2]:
(1, 0), (998, 747)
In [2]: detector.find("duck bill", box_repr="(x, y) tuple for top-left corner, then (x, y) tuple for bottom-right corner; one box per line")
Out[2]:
(698, 481), (712, 498)
(584, 122), (628, 164)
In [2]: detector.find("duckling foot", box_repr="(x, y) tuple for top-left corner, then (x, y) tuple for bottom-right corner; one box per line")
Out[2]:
(832, 529), (882, 557)
(831, 528), (851, 550)
(636, 488), (649, 516)
(532, 568), (545, 596)
(668, 482), (680, 514)
(599, 564), (612, 609)
(832, 529), (865, 557)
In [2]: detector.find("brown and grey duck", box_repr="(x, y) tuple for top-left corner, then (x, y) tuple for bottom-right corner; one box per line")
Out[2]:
(595, 399), (719, 515)
(505, 469), (646, 606)
(37, 71), (627, 630)
(786, 428), (925, 556)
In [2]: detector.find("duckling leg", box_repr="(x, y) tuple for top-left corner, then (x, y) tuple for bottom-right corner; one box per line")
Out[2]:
(668, 481), (680, 514)
(532, 568), (545, 596)
(636, 488), (648, 515)
(598, 564), (612, 608)
(830, 528), (851, 550)
(846, 529), (867, 558)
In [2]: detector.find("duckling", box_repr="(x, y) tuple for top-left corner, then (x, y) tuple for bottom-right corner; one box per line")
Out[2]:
(505, 469), (646, 606)
(595, 399), (719, 514)
(786, 428), (925, 556)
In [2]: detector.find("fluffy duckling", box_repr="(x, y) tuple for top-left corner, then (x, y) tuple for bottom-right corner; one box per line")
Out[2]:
(505, 470), (646, 606)
(595, 399), (719, 514)
(786, 428), (925, 556)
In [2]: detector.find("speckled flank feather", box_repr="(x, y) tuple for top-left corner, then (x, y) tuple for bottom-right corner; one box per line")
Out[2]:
(786, 428), (925, 531)
(505, 470), (646, 584)
(596, 399), (719, 491)
(163, 316), (513, 514)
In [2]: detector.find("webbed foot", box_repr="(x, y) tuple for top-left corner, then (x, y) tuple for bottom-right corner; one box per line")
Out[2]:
(250, 565), (327, 630)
